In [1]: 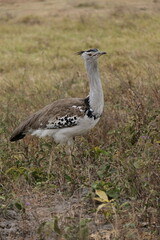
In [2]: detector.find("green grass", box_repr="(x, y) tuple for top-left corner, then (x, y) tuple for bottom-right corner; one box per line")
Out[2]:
(0, 0), (160, 239)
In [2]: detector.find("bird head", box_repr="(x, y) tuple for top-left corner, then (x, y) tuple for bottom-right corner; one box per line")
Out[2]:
(77, 48), (106, 61)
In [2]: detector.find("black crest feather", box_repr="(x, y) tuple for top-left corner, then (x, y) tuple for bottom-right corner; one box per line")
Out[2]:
(77, 48), (98, 55)
(86, 48), (98, 52)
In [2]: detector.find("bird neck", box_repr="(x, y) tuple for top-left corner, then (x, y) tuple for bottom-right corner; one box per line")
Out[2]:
(85, 60), (104, 115)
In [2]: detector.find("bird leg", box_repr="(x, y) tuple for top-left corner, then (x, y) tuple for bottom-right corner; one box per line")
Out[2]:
(47, 139), (64, 176)
(64, 137), (76, 167)
(47, 143), (73, 175)
(47, 143), (55, 176)
(47, 138), (77, 183)
(64, 144), (74, 166)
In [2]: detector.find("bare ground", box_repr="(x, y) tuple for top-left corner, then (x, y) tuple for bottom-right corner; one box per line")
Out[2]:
(1, 187), (114, 240)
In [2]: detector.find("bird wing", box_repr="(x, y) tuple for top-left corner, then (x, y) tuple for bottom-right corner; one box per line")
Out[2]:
(10, 97), (89, 141)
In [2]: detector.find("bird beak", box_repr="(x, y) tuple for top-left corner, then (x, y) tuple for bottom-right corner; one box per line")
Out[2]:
(99, 51), (107, 55)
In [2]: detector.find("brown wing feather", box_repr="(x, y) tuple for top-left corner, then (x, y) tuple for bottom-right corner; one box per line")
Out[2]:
(10, 98), (87, 141)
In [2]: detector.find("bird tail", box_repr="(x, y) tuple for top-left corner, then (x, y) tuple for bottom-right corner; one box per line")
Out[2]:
(10, 117), (30, 142)
(10, 132), (26, 142)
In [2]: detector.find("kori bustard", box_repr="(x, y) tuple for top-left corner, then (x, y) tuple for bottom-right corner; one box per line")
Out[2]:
(10, 49), (106, 145)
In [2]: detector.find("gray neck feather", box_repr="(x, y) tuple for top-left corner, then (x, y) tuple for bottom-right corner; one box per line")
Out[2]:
(85, 60), (104, 115)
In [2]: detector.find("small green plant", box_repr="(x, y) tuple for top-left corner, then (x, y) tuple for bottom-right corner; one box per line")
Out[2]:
(38, 216), (89, 240)
(94, 190), (114, 219)
(38, 217), (62, 239)
(92, 181), (121, 199)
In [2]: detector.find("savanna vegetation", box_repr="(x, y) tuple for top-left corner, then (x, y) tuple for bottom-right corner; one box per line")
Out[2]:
(0, 0), (160, 239)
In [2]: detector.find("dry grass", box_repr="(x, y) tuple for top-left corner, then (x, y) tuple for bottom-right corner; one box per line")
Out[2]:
(0, 0), (160, 239)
